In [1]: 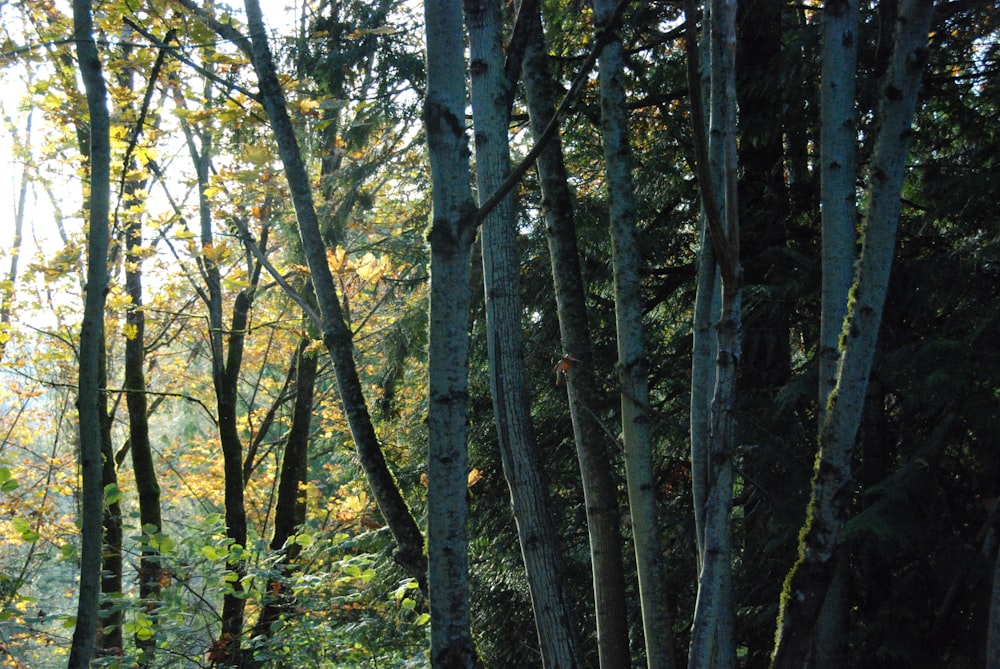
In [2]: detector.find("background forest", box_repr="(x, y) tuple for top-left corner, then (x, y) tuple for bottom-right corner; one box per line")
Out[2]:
(0, 0), (997, 667)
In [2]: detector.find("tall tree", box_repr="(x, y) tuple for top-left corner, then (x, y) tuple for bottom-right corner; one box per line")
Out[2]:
(684, 0), (742, 666)
(520, 3), (631, 666)
(464, 0), (584, 665)
(811, 1), (860, 665)
(771, 1), (935, 665)
(422, 0), (479, 663)
(594, 0), (676, 665)
(68, 0), (111, 664)
(0, 110), (29, 365)
(239, 0), (429, 601)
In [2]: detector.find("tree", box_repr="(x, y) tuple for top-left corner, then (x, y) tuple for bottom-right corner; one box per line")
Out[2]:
(421, 0), (479, 663)
(594, 0), (677, 665)
(464, 0), (584, 665)
(520, 3), (632, 666)
(68, 0), (111, 664)
(771, 1), (935, 665)
(684, 1), (742, 666)
(237, 0), (429, 590)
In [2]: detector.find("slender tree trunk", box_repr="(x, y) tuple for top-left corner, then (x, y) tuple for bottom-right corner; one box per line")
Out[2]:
(124, 209), (163, 664)
(422, 1), (479, 664)
(812, 3), (860, 665)
(241, 0), (428, 599)
(771, 2), (934, 666)
(684, 1), (741, 666)
(0, 112), (28, 364)
(69, 0), (111, 664)
(99, 340), (123, 656)
(593, 0), (675, 666)
(182, 121), (252, 665)
(255, 335), (316, 640)
(464, 1), (584, 666)
(521, 5), (631, 667)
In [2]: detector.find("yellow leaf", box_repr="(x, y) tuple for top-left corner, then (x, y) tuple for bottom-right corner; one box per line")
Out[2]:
(467, 469), (482, 488)
(243, 144), (272, 166)
(328, 246), (348, 273)
(298, 97), (321, 116)
(124, 323), (138, 340)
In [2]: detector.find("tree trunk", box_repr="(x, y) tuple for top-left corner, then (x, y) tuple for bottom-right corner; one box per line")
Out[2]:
(69, 0), (111, 664)
(464, 0), (584, 666)
(99, 339), (123, 656)
(255, 335), (316, 640)
(771, 2), (934, 666)
(684, 1), (742, 666)
(818, 0), (860, 414)
(124, 208), (163, 664)
(812, 2), (860, 665)
(521, 4), (632, 667)
(241, 0), (428, 601)
(422, 0), (479, 664)
(181, 118), (252, 665)
(594, 0), (676, 666)
(0, 112), (28, 365)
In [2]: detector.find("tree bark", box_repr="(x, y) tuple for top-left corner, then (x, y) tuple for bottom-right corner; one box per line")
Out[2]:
(812, 2), (860, 665)
(124, 209), (163, 664)
(818, 0), (860, 414)
(594, 0), (676, 666)
(521, 4), (631, 667)
(771, 2), (934, 666)
(422, 0), (479, 664)
(464, 0), (584, 666)
(69, 0), (111, 664)
(684, 1), (742, 666)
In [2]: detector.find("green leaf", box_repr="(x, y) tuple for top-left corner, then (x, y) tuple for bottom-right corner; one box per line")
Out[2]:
(201, 545), (224, 561)
(104, 483), (122, 505)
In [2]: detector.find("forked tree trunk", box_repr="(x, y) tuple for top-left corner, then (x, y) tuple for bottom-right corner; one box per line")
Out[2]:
(684, 1), (741, 666)
(180, 119), (253, 665)
(464, 0), (584, 665)
(520, 4), (631, 667)
(69, 0), (111, 664)
(771, 2), (934, 666)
